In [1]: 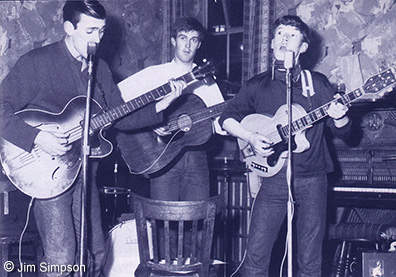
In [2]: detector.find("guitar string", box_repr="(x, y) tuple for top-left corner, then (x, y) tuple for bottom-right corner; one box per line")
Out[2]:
(10, 66), (210, 166)
(10, 71), (203, 168)
(166, 108), (224, 132)
(11, 125), (83, 169)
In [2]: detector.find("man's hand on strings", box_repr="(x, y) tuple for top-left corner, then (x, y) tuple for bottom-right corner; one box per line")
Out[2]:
(248, 132), (274, 158)
(153, 126), (171, 136)
(328, 101), (349, 128)
(155, 79), (186, 113)
(34, 130), (71, 156)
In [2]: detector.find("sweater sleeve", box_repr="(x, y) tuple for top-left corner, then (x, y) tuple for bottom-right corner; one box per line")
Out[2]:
(0, 54), (41, 152)
(218, 79), (256, 128)
(318, 73), (352, 140)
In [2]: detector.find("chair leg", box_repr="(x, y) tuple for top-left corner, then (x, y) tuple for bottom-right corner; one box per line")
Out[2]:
(332, 241), (352, 277)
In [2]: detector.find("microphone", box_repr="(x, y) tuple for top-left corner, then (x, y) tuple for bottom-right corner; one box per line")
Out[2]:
(284, 51), (294, 70)
(87, 42), (97, 75)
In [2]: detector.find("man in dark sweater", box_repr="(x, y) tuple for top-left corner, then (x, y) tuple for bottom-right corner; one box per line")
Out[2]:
(0, 1), (184, 276)
(219, 15), (351, 276)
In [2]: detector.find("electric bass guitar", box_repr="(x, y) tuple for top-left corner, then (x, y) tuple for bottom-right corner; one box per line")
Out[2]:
(238, 65), (396, 177)
(0, 62), (215, 199)
(118, 94), (229, 175)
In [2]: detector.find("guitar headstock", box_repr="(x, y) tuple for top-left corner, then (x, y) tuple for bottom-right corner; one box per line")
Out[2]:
(361, 65), (396, 100)
(192, 60), (216, 80)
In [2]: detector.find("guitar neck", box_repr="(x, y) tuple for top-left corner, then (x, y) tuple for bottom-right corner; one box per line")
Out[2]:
(167, 100), (228, 132)
(89, 72), (196, 131)
(279, 65), (396, 139)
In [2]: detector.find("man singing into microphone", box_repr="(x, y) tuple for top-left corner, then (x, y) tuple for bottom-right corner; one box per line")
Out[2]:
(0, 1), (184, 276)
(219, 15), (351, 276)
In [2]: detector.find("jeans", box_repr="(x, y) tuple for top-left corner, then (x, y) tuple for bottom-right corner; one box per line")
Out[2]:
(34, 162), (105, 277)
(148, 150), (209, 259)
(150, 150), (209, 201)
(240, 173), (328, 277)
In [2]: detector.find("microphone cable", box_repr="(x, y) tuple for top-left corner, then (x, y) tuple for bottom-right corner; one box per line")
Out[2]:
(19, 196), (35, 277)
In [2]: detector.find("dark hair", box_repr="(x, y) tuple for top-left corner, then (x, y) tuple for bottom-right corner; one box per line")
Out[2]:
(171, 17), (205, 41)
(273, 15), (310, 44)
(63, 0), (106, 28)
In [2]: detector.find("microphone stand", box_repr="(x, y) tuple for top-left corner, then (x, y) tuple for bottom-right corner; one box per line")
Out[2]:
(284, 51), (295, 277)
(79, 42), (96, 276)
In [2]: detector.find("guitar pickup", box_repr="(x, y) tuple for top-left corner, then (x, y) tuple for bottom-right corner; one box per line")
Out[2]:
(250, 161), (268, 173)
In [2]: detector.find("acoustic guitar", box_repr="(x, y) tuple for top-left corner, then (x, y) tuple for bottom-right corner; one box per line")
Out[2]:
(238, 65), (396, 177)
(118, 94), (228, 175)
(0, 62), (215, 199)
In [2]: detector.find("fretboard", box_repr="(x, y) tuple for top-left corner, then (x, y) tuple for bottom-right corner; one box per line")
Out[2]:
(89, 71), (196, 131)
(278, 88), (364, 139)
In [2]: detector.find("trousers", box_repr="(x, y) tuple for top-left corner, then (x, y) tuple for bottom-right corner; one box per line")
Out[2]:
(150, 150), (210, 201)
(240, 174), (328, 277)
(34, 162), (105, 277)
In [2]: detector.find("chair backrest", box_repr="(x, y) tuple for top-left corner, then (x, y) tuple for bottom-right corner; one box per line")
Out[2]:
(133, 194), (219, 274)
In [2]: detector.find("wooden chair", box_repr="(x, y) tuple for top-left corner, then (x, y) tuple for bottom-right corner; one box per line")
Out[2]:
(133, 194), (219, 277)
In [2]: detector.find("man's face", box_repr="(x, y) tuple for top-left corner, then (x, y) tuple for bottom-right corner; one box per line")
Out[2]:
(65, 13), (106, 59)
(271, 24), (308, 61)
(171, 30), (201, 63)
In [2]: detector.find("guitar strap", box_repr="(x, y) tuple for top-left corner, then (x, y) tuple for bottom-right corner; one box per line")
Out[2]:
(301, 70), (315, 111)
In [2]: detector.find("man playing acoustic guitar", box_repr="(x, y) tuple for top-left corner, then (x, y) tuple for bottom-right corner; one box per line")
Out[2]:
(117, 17), (225, 202)
(0, 1), (184, 276)
(219, 15), (351, 276)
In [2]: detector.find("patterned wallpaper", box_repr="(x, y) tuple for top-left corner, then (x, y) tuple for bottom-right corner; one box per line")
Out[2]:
(2, 0), (395, 94)
(0, 0), (201, 84)
(274, 0), (396, 95)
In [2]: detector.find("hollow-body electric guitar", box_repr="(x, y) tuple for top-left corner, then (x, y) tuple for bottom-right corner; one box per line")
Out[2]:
(238, 65), (396, 177)
(0, 62), (215, 199)
(118, 94), (228, 174)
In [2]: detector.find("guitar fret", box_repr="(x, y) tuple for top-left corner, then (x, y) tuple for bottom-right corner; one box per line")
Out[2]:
(157, 86), (168, 96)
(116, 106), (124, 117)
(292, 122), (298, 132)
(343, 93), (351, 104)
(121, 104), (131, 114)
(143, 93), (150, 102)
(90, 118), (99, 130)
(301, 116), (308, 126)
(134, 98), (143, 108)
(96, 115), (106, 126)
(296, 119), (304, 129)
(351, 90), (359, 100)
(110, 109), (118, 119)
(128, 100), (137, 110)
(281, 126), (289, 139)
(102, 112), (111, 123)
(146, 93), (154, 101)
